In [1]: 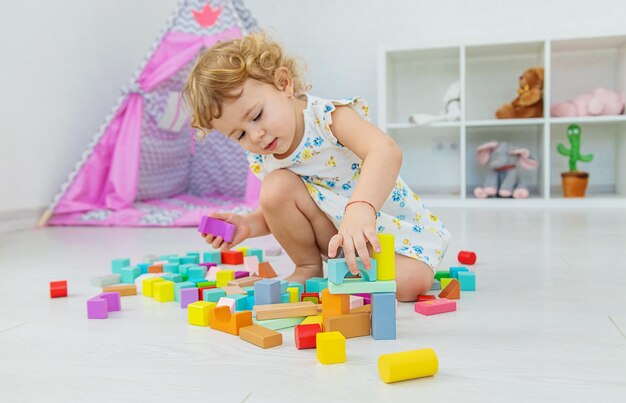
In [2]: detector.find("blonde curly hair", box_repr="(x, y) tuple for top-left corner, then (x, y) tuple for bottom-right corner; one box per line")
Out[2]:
(183, 32), (309, 138)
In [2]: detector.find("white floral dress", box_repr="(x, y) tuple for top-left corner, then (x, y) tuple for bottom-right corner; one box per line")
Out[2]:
(247, 94), (451, 272)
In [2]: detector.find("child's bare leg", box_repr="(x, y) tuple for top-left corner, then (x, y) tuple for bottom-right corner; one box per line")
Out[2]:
(260, 169), (337, 284)
(395, 255), (434, 302)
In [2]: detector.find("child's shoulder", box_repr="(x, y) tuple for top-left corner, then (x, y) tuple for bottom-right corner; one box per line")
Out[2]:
(305, 94), (370, 122)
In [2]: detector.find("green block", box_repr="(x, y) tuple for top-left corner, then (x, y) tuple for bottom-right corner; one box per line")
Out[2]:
(174, 281), (196, 301)
(327, 279), (397, 294)
(195, 281), (215, 288)
(247, 248), (263, 262)
(434, 271), (450, 281)
(252, 316), (305, 330)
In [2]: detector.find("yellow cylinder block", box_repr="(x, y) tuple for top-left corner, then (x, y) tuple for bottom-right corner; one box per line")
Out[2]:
(372, 233), (395, 281)
(378, 348), (438, 383)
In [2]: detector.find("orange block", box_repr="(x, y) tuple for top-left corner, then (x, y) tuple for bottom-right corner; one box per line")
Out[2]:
(438, 279), (460, 300)
(324, 312), (371, 339)
(350, 304), (371, 314)
(321, 289), (349, 318)
(148, 264), (163, 273)
(209, 305), (253, 335)
(258, 262), (278, 278)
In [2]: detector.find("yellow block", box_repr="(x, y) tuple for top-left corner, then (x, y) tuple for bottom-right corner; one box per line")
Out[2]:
(301, 314), (324, 330)
(216, 269), (235, 287)
(372, 233), (395, 281)
(188, 301), (216, 326)
(153, 281), (175, 302)
(378, 348), (438, 383)
(236, 247), (249, 256)
(440, 277), (454, 290)
(287, 287), (299, 303)
(316, 331), (346, 365)
(142, 277), (166, 297)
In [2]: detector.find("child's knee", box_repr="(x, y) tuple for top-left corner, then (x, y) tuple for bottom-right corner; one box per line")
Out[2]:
(395, 259), (434, 302)
(260, 169), (302, 210)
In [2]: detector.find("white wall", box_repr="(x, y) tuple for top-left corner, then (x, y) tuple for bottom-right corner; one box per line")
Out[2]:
(1, 0), (625, 213)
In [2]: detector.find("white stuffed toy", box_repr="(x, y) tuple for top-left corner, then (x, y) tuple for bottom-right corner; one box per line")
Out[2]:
(409, 81), (461, 125)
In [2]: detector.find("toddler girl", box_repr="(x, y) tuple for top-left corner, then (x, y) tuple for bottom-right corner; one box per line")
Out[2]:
(183, 33), (451, 301)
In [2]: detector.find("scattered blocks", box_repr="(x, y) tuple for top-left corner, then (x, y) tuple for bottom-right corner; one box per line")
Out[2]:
(240, 325), (282, 349)
(372, 233), (395, 281)
(50, 280), (67, 298)
(305, 277), (328, 293)
(174, 281), (196, 301)
(294, 323), (322, 349)
(328, 279), (396, 295)
(142, 277), (166, 297)
(91, 274), (120, 287)
(378, 348), (438, 383)
(458, 271), (476, 291)
(434, 271), (450, 282)
(316, 331), (346, 365)
(198, 216), (236, 242)
(153, 281), (175, 302)
(221, 251), (244, 265)
(324, 312), (371, 339)
(414, 298), (456, 316)
(440, 278), (455, 290)
(187, 301), (216, 326)
(209, 306), (253, 335)
(187, 266), (207, 281)
(217, 297), (237, 313)
(254, 279), (281, 305)
(321, 289), (350, 317)
(103, 284), (137, 296)
(222, 285), (246, 295)
(328, 258), (377, 284)
(180, 287), (199, 308)
(371, 292), (396, 340)
(161, 273), (182, 283)
(253, 301), (318, 321)
(99, 292), (121, 312)
(216, 269), (235, 287)
(438, 279), (460, 300)
(457, 250), (477, 265)
(258, 262), (278, 278)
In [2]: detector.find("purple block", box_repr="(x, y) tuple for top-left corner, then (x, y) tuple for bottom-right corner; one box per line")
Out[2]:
(198, 216), (236, 243)
(98, 292), (121, 312)
(87, 297), (108, 319)
(180, 287), (199, 308)
(199, 262), (217, 269)
(354, 293), (371, 305)
(234, 271), (250, 279)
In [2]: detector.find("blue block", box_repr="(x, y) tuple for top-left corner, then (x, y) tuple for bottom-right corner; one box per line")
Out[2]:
(281, 292), (290, 303)
(243, 286), (255, 296)
(245, 295), (255, 310)
(162, 273), (182, 283)
(203, 288), (226, 303)
(163, 263), (180, 274)
(280, 281), (288, 294)
(288, 282), (304, 300)
(181, 256), (199, 265)
(187, 266), (207, 281)
(458, 271), (476, 291)
(328, 258), (376, 284)
(203, 251), (222, 264)
(120, 266), (140, 283)
(305, 277), (328, 293)
(174, 281), (196, 302)
(254, 279), (281, 305)
(111, 258), (130, 275)
(371, 292), (396, 340)
(247, 248), (263, 262)
(231, 294), (248, 311)
(137, 262), (150, 275)
(450, 266), (469, 279)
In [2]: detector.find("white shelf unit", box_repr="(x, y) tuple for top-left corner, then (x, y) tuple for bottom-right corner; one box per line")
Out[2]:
(378, 35), (626, 207)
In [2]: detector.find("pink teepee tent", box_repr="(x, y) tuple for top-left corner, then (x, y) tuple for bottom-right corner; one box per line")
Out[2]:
(40, 0), (260, 227)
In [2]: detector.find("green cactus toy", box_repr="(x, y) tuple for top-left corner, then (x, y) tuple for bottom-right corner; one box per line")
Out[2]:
(557, 124), (594, 172)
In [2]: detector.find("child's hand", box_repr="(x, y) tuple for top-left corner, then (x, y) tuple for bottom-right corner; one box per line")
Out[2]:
(327, 203), (381, 275)
(200, 212), (250, 251)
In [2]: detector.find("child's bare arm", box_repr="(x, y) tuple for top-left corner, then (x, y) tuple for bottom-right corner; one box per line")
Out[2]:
(200, 207), (270, 250)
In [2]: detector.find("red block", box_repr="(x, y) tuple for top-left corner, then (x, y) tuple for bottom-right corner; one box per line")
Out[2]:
(294, 323), (322, 349)
(50, 280), (67, 298)
(198, 286), (217, 300)
(301, 292), (320, 304)
(414, 298), (456, 316)
(222, 250), (244, 265)
(417, 294), (436, 302)
(458, 250), (477, 265)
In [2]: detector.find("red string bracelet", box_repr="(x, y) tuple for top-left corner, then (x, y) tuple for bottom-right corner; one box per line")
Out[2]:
(344, 200), (377, 218)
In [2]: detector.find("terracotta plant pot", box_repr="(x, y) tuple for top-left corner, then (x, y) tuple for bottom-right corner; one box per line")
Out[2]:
(561, 171), (589, 197)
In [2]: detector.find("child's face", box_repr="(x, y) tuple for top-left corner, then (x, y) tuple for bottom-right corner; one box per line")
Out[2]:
(210, 79), (298, 158)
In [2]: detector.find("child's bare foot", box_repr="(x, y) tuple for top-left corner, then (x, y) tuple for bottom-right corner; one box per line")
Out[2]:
(284, 264), (323, 285)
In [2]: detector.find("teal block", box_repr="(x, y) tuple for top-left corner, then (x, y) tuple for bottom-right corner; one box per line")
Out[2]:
(328, 279), (396, 294)
(174, 281), (196, 302)
(163, 263), (180, 273)
(111, 258), (130, 275)
(243, 286), (255, 296)
(288, 282), (304, 300)
(305, 277), (328, 293)
(203, 288), (226, 303)
(247, 248), (263, 262)
(179, 264), (195, 276)
(280, 281), (288, 294)
(281, 292), (290, 303)
(450, 266), (469, 279)
(245, 295), (255, 310)
(328, 258), (376, 284)
(181, 256), (199, 265)
(203, 250), (221, 264)
(162, 273), (182, 283)
(137, 263), (150, 275)
(120, 266), (140, 283)
(167, 256), (181, 264)
(231, 294), (248, 311)
(186, 252), (200, 259)
(458, 271), (476, 291)
(187, 266), (207, 281)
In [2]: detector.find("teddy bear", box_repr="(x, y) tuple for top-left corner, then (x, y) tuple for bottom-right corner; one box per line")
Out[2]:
(550, 88), (626, 117)
(495, 67), (544, 119)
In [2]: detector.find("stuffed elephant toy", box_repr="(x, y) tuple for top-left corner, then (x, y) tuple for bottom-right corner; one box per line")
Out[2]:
(473, 141), (539, 199)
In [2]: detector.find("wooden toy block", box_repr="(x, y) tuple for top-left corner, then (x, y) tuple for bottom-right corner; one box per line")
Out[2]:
(216, 269), (235, 287)
(350, 304), (372, 314)
(279, 291), (289, 303)
(148, 264), (164, 273)
(254, 279), (281, 305)
(253, 316), (305, 330)
(87, 297), (108, 319)
(372, 233), (395, 281)
(253, 301), (318, 320)
(221, 250), (244, 265)
(230, 294), (249, 311)
(103, 284), (136, 296)
(174, 281), (196, 301)
(111, 258), (130, 275)
(450, 266), (469, 279)
(187, 301), (216, 326)
(246, 248), (264, 262)
(209, 306), (253, 335)
(178, 264), (194, 276)
(180, 287), (199, 308)
(134, 273), (164, 293)
(288, 282), (304, 298)
(301, 292), (320, 304)
(457, 271), (476, 291)
(243, 286), (255, 296)
(203, 250), (222, 264)
(235, 246), (249, 256)
(264, 246), (282, 256)
(162, 263), (180, 273)
(234, 271), (250, 279)
(258, 262), (278, 278)
(438, 279), (460, 300)
(324, 312), (371, 339)
(350, 295), (364, 310)
(321, 289), (350, 317)
(354, 293), (371, 304)
(244, 255), (260, 273)
(196, 280), (216, 288)
(222, 285), (246, 295)
(417, 294), (436, 302)
(280, 281), (289, 294)
(228, 275), (262, 288)
(458, 250), (477, 265)
(372, 292), (396, 340)
(91, 274), (120, 287)
(137, 263), (150, 274)
(142, 277), (166, 297)
(245, 295), (255, 310)
(440, 277), (454, 290)
(198, 262), (217, 271)
(295, 323), (322, 349)
(239, 325), (282, 349)
(119, 266), (141, 283)
(378, 348), (438, 384)
(198, 215), (236, 242)
(161, 273), (182, 283)
(187, 266), (208, 281)
(328, 258), (377, 285)
(203, 288), (227, 303)
(217, 297), (237, 313)
(430, 279), (441, 291)
(50, 280), (67, 298)
(301, 314), (324, 328)
(187, 251), (200, 259)
(328, 279), (397, 295)
(153, 281), (175, 302)
(414, 298), (456, 316)
(205, 266), (221, 281)
(286, 287), (299, 302)
(98, 292), (121, 311)
(180, 256), (199, 265)
(198, 285), (216, 300)
(305, 277), (328, 293)
(316, 331), (346, 365)
(434, 271), (450, 281)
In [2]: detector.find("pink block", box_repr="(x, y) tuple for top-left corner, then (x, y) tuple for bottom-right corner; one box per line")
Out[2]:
(216, 297), (236, 313)
(243, 255), (259, 273)
(98, 292), (121, 312)
(414, 298), (456, 316)
(198, 216), (236, 243)
(87, 298), (108, 319)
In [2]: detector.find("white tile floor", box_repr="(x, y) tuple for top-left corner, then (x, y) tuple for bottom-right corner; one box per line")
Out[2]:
(1, 207), (625, 402)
